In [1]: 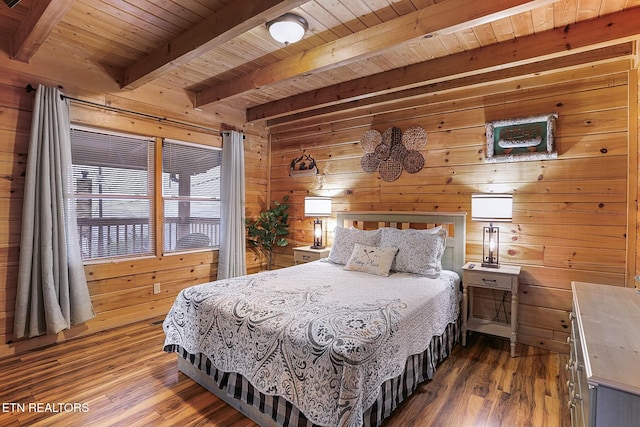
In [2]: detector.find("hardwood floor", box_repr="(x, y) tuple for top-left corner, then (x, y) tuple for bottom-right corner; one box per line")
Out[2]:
(0, 318), (571, 427)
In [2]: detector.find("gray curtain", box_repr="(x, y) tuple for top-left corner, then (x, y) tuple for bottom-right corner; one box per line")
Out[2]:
(14, 85), (94, 339)
(217, 130), (246, 279)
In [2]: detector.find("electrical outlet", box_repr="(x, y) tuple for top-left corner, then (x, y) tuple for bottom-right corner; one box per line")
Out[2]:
(153, 283), (161, 294)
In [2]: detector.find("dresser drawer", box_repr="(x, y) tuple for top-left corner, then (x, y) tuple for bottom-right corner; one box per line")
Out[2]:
(464, 270), (514, 290)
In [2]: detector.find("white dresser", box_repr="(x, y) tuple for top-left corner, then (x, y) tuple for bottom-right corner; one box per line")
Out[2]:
(568, 281), (640, 427)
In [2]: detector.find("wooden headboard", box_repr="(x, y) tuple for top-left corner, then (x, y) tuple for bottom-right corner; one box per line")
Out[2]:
(335, 211), (467, 278)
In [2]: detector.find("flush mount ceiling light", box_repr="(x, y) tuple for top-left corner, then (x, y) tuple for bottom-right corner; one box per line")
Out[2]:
(266, 13), (308, 45)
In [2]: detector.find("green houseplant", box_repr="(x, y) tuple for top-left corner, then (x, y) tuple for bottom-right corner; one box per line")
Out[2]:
(246, 196), (290, 270)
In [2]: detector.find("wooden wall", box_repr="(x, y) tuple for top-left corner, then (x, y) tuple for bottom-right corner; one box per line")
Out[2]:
(0, 69), (269, 358)
(268, 59), (638, 353)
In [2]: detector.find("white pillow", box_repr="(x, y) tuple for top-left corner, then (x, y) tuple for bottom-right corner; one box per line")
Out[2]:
(328, 226), (382, 265)
(344, 244), (398, 276)
(380, 227), (447, 278)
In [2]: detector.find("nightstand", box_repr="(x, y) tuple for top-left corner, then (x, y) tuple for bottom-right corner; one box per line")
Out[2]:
(462, 262), (521, 357)
(293, 246), (331, 265)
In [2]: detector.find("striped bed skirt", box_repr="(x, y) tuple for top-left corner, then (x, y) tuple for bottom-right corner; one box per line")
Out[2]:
(164, 319), (459, 427)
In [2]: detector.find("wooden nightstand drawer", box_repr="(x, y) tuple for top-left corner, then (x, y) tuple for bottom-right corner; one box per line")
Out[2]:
(464, 270), (514, 290)
(294, 251), (321, 263)
(293, 246), (331, 265)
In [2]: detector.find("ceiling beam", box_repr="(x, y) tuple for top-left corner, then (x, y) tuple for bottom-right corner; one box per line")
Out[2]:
(266, 43), (633, 127)
(194, 0), (557, 107)
(11, 0), (74, 63)
(121, 0), (309, 90)
(247, 6), (640, 123)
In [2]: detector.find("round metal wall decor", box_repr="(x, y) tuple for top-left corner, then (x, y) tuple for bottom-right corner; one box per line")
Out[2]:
(374, 143), (390, 160)
(382, 127), (402, 146)
(389, 143), (408, 161)
(378, 158), (403, 182)
(360, 153), (380, 172)
(359, 125), (427, 180)
(403, 150), (425, 174)
(402, 125), (427, 150)
(360, 129), (382, 153)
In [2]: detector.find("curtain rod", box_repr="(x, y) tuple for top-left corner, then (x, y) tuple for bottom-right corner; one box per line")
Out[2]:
(25, 83), (236, 137)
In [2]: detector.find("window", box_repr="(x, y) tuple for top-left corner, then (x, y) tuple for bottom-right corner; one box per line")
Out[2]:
(162, 140), (222, 253)
(70, 128), (222, 260)
(70, 127), (154, 260)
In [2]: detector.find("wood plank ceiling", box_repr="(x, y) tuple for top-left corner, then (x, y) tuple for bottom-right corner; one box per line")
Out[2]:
(1, 0), (638, 126)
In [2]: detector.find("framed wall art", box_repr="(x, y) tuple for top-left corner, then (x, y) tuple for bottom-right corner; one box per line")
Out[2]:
(485, 113), (558, 163)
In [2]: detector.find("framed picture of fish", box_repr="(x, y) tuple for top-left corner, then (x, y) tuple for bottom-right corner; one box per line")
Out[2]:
(485, 113), (558, 163)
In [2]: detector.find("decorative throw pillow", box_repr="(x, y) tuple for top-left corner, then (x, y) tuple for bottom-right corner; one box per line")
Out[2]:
(328, 226), (382, 265)
(344, 244), (399, 276)
(380, 227), (447, 278)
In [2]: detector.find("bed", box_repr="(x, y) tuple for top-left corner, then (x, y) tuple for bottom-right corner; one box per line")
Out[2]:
(163, 211), (466, 427)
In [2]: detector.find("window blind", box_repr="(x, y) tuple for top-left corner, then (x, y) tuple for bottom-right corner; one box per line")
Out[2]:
(162, 139), (222, 253)
(70, 127), (154, 260)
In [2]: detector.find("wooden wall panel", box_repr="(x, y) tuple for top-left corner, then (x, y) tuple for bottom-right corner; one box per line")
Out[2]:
(0, 74), (268, 358)
(268, 63), (635, 353)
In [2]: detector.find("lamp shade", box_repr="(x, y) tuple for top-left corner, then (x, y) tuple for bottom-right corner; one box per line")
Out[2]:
(267, 13), (308, 45)
(471, 194), (513, 222)
(304, 196), (331, 217)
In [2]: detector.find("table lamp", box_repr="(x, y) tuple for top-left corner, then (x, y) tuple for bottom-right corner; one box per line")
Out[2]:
(471, 193), (513, 268)
(304, 196), (332, 249)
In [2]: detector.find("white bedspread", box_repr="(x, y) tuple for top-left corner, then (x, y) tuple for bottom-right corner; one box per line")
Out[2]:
(163, 260), (460, 427)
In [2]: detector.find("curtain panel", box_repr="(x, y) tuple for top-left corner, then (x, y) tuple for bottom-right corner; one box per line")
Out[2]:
(217, 130), (247, 279)
(14, 85), (94, 339)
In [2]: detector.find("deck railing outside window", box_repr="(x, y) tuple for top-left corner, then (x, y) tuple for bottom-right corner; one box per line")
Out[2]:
(77, 217), (220, 260)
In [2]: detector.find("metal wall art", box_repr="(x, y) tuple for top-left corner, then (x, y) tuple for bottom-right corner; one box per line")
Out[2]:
(485, 113), (558, 163)
(289, 153), (319, 177)
(360, 125), (427, 181)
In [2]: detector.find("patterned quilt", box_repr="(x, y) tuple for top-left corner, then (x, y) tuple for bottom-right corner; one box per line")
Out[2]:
(163, 260), (460, 427)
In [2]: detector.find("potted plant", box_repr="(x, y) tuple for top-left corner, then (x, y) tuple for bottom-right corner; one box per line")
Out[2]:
(246, 195), (290, 270)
